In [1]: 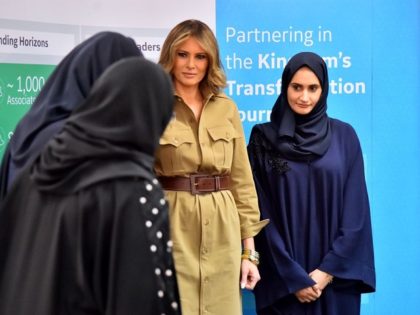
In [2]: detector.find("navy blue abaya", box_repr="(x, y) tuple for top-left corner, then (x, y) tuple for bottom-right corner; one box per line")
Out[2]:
(248, 119), (375, 315)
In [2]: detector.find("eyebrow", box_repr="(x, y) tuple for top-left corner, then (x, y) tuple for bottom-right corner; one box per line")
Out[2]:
(177, 49), (207, 54)
(290, 82), (320, 87)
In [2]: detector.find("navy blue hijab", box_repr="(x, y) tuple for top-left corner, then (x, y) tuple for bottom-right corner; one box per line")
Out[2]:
(263, 52), (331, 161)
(0, 31), (142, 197)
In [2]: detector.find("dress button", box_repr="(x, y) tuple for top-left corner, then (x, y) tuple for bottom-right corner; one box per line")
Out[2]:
(204, 219), (209, 226)
(202, 247), (208, 254)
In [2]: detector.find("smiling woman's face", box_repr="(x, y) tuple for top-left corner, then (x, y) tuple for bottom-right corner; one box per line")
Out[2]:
(287, 66), (322, 115)
(172, 36), (209, 91)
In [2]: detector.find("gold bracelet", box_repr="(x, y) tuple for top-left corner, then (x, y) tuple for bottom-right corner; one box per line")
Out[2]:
(241, 249), (260, 266)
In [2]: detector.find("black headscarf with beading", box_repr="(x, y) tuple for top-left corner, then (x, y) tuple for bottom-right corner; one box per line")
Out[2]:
(31, 57), (174, 193)
(261, 52), (331, 161)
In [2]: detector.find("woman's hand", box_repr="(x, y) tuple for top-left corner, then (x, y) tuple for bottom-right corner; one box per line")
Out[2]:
(240, 259), (261, 290)
(295, 269), (333, 303)
(295, 285), (322, 303)
(309, 269), (333, 291)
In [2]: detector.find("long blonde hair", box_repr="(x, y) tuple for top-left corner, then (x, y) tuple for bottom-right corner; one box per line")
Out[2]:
(159, 19), (226, 95)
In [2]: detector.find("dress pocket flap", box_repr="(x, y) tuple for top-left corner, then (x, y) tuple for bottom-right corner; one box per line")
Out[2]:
(207, 126), (241, 142)
(160, 129), (195, 147)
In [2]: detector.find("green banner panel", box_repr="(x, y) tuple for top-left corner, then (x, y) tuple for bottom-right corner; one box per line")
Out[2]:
(0, 63), (55, 157)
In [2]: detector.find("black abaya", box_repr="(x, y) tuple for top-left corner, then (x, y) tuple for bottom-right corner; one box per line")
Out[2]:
(0, 173), (178, 315)
(0, 57), (180, 315)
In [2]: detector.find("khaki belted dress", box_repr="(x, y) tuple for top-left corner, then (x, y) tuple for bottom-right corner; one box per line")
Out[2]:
(154, 93), (268, 315)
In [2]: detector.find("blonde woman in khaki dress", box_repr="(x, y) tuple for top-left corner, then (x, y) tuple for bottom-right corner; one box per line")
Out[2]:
(155, 20), (269, 315)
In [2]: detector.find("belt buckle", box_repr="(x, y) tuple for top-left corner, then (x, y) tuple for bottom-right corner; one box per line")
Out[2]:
(190, 174), (201, 195)
(190, 174), (222, 194)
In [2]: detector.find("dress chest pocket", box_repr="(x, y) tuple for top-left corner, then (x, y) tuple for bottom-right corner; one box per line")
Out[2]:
(207, 126), (241, 169)
(159, 129), (195, 173)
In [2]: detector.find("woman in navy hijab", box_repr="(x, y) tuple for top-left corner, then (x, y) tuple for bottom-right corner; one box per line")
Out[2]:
(0, 31), (142, 200)
(248, 52), (375, 315)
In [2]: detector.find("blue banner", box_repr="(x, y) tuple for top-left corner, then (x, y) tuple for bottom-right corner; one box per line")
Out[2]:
(216, 0), (420, 314)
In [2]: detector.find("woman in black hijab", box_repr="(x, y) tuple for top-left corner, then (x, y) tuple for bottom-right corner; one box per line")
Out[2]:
(0, 31), (142, 200)
(0, 57), (181, 315)
(248, 52), (375, 315)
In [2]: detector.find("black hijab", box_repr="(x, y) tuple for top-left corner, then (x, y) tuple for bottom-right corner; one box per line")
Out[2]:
(1, 31), (142, 195)
(30, 57), (173, 194)
(262, 52), (331, 161)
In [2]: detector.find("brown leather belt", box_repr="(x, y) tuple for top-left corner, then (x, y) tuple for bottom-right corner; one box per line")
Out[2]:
(158, 174), (230, 195)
